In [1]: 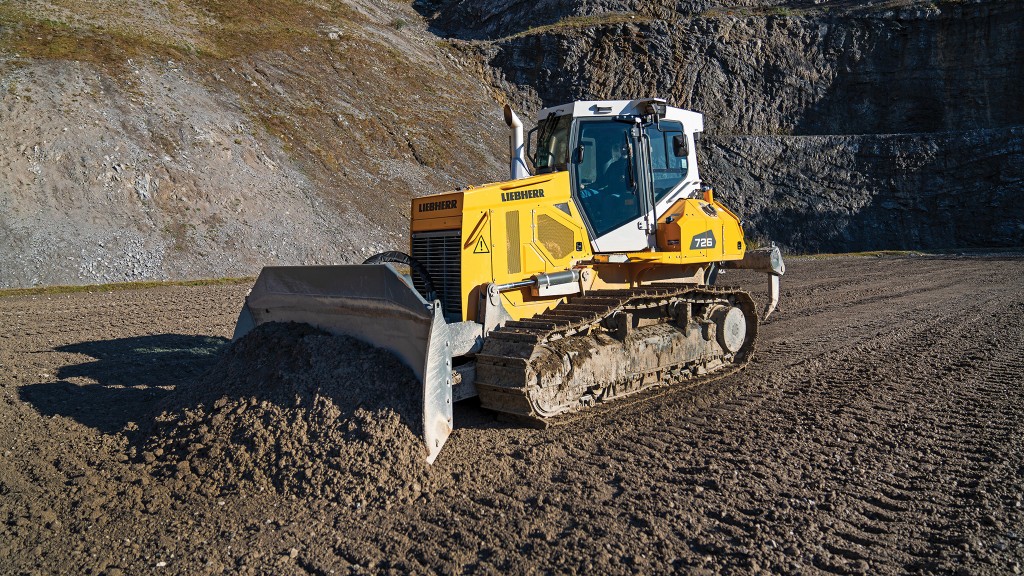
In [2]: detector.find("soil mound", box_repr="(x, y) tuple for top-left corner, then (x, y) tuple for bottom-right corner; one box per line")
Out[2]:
(140, 322), (434, 506)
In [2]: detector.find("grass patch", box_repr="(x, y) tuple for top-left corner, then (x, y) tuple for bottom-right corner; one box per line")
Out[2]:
(0, 277), (254, 298)
(189, 0), (324, 57)
(798, 250), (930, 259)
(800, 248), (1024, 260)
(0, 5), (184, 66)
(699, 1), (951, 20)
(700, 6), (803, 18)
(0, 0), (363, 64)
(506, 12), (652, 40)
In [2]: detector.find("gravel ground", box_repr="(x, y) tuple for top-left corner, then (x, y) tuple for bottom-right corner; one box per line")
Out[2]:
(0, 255), (1021, 575)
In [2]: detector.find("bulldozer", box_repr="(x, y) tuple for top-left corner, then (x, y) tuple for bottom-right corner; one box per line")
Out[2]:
(233, 98), (785, 463)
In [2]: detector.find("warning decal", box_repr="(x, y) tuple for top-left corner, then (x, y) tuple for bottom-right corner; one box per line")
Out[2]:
(473, 237), (490, 254)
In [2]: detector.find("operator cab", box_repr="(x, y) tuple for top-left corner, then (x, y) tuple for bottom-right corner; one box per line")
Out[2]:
(529, 99), (704, 253)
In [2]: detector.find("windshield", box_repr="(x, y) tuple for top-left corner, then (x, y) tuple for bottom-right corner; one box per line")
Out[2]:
(532, 114), (572, 173)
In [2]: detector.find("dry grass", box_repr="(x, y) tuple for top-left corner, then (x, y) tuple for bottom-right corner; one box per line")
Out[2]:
(801, 248), (1024, 259)
(506, 12), (653, 40)
(0, 277), (253, 298)
(0, 0), (362, 64)
(798, 250), (929, 259)
(698, 0), (955, 19)
(0, 6), (177, 65)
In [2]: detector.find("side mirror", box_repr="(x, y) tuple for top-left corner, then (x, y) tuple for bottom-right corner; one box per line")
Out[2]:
(672, 134), (688, 157)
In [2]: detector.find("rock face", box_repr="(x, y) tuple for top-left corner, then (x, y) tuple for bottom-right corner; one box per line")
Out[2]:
(0, 1), (508, 288)
(1, 1), (1021, 288)
(424, 0), (1024, 251)
(446, 1), (1024, 134)
(706, 128), (1024, 251)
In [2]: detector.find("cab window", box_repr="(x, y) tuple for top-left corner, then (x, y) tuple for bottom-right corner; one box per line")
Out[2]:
(532, 114), (572, 173)
(646, 121), (688, 201)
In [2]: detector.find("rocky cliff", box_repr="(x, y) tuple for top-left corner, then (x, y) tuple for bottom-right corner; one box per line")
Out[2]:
(0, 0), (509, 288)
(423, 0), (1024, 251)
(1, 1), (1021, 288)
(707, 128), (1024, 251)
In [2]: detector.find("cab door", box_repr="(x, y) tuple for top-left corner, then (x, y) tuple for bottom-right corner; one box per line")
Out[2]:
(570, 119), (649, 253)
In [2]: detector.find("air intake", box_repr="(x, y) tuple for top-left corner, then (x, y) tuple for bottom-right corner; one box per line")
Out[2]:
(506, 211), (521, 274)
(537, 214), (575, 259)
(411, 230), (462, 322)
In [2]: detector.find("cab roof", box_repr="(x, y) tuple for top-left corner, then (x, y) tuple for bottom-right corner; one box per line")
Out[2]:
(537, 99), (704, 132)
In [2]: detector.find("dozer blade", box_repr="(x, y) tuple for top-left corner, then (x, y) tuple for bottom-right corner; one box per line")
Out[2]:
(232, 265), (453, 464)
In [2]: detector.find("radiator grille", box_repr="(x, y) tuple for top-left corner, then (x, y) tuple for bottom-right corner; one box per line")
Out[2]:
(411, 230), (462, 321)
(537, 214), (575, 260)
(506, 211), (521, 274)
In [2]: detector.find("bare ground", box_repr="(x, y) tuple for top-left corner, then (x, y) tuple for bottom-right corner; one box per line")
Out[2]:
(0, 255), (1022, 575)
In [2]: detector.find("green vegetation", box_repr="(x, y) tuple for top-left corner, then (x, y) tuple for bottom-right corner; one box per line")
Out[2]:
(700, 0), (957, 20)
(700, 6), (808, 19)
(0, 6), (172, 66)
(802, 247), (1024, 259)
(801, 250), (929, 259)
(0, 277), (254, 298)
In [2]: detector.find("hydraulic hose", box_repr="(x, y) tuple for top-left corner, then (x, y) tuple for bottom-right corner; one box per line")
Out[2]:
(362, 251), (439, 305)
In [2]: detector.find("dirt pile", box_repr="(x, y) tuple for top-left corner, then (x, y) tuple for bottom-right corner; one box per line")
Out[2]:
(139, 322), (436, 507)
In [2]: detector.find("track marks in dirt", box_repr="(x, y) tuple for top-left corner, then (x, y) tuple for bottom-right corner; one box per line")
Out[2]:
(530, 256), (1024, 574)
(1, 257), (1023, 574)
(701, 260), (1024, 574)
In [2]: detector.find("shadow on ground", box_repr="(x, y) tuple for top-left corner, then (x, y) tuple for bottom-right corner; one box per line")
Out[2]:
(20, 327), (514, 447)
(19, 334), (228, 433)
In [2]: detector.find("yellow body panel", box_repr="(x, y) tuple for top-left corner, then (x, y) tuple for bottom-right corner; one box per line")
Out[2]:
(409, 172), (749, 322)
(412, 193), (464, 233)
(653, 198), (746, 262)
(454, 173), (588, 321)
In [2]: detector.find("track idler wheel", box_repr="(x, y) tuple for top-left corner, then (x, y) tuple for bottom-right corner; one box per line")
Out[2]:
(709, 305), (747, 354)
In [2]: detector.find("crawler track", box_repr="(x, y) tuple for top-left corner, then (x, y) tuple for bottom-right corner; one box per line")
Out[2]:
(475, 285), (758, 420)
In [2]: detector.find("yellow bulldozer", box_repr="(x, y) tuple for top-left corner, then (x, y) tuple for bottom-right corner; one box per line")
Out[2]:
(233, 98), (785, 462)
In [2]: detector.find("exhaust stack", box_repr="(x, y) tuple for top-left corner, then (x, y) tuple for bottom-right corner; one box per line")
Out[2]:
(503, 104), (530, 180)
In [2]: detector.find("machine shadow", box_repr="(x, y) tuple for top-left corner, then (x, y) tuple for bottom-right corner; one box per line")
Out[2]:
(19, 334), (229, 434)
(21, 328), (516, 454)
